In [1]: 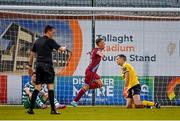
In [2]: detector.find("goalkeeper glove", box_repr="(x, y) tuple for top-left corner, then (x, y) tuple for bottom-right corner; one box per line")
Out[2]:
(123, 87), (128, 98)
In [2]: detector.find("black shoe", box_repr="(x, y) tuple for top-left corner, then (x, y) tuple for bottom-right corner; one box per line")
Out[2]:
(155, 102), (161, 109)
(27, 108), (34, 114)
(50, 110), (61, 115)
(146, 106), (153, 109)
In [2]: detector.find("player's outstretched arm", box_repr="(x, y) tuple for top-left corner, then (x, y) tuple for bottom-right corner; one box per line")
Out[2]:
(58, 46), (66, 52)
(97, 51), (104, 58)
(50, 38), (66, 52)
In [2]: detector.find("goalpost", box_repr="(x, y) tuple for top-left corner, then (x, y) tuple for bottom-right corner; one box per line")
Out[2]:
(0, 5), (180, 106)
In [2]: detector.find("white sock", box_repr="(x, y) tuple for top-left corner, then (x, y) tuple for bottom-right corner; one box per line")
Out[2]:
(55, 103), (60, 107)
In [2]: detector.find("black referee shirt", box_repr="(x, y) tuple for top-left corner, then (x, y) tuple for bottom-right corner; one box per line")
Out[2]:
(31, 35), (61, 64)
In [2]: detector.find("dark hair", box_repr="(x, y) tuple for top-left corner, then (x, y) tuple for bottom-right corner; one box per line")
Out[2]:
(116, 54), (127, 61)
(44, 25), (55, 33)
(32, 72), (36, 76)
(96, 38), (104, 45)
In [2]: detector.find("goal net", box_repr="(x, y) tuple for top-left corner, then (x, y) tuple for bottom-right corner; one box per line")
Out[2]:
(0, 5), (180, 106)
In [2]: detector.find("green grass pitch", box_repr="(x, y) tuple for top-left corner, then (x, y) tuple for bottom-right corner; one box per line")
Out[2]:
(0, 106), (180, 120)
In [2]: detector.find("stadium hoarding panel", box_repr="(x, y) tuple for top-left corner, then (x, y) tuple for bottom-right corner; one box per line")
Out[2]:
(56, 76), (154, 105)
(94, 20), (180, 76)
(139, 76), (154, 102)
(68, 20), (180, 77)
(154, 76), (180, 105)
(22, 75), (31, 85)
(7, 75), (22, 104)
(0, 75), (7, 103)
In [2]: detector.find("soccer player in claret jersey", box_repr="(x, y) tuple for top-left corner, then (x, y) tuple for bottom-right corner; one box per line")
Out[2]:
(115, 54), (161, 109)
(71, 38), (105, 107)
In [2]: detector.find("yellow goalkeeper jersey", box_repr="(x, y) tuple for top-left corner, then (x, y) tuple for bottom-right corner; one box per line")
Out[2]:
(121, 62), (139, 90)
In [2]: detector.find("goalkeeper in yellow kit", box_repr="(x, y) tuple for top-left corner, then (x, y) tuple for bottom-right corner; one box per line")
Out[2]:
(115, 54), (160, 109)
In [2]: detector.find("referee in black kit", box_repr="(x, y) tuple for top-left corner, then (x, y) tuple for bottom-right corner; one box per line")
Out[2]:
(27, 25), (66, 114)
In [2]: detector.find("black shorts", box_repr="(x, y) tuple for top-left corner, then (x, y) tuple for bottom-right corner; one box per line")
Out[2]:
(127, 84), (141, 98)
(35, 62), (55, 84)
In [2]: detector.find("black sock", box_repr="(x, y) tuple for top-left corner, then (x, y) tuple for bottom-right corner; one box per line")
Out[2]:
(29, 89), (39, 109)
(48, 90), (55, 111)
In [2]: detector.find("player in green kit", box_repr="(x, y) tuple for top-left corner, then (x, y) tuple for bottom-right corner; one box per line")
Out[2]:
(22, 72), (66, 109)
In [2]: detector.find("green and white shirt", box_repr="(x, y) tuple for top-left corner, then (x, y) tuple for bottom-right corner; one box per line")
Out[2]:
(22, 82), (43, 107)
